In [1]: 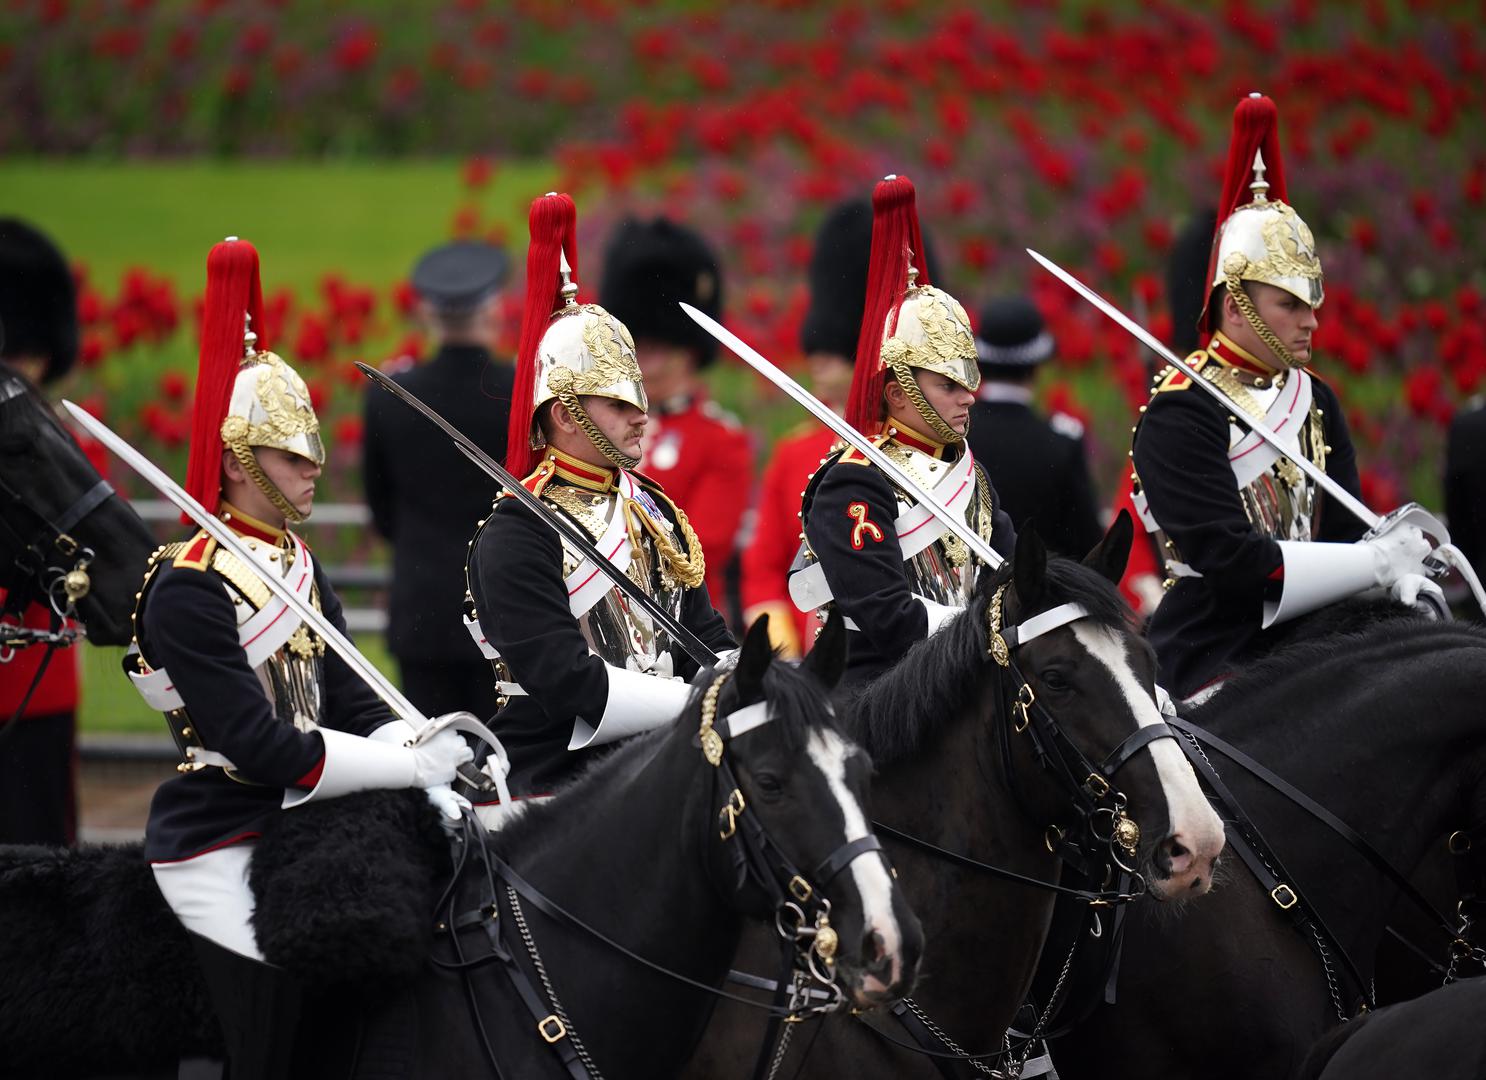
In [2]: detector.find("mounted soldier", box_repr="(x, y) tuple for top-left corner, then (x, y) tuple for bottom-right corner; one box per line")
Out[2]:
(125, 237), (473, 1079)
(790, 175), (1016, 687)
(465, 193), (735, 806)
(1131, 93), (1440, 699)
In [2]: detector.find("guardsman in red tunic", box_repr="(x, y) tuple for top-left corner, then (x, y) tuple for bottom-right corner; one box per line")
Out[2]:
(791, 176), (1016, 687)
(128, 238), (473, 1079)
(598, 217), (753, 616)
(0, 218), (84, 845)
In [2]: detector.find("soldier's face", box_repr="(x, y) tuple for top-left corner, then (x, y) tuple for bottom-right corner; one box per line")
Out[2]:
(256, 447), (321, 518)
(582, 396), (649, 459)
(913, 369), (975, 435)
(1228, 282), (1318, 367)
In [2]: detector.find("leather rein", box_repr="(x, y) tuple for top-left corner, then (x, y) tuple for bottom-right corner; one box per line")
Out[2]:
(430, 670), (889, 1080)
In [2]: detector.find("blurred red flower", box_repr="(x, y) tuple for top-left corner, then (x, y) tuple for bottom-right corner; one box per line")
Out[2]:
(334, 27), (378, 74)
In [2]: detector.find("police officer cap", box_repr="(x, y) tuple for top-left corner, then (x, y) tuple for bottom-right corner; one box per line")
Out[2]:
(411, 241), (510, 313)
(0, 218), (78, 385)
(974, 296), (1054, 368)
(600, 216), (723, 366)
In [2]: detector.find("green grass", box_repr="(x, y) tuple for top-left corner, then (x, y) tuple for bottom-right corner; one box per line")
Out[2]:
(2, 159), (557, 294)
(79, 634), (401, 735)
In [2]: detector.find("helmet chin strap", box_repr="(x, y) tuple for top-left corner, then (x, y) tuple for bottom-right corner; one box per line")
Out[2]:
(556, 389), (641, 470)
(1225, 276), (1308, 371)
(227, 442), (306, 525)
(887, 361), (965, 444)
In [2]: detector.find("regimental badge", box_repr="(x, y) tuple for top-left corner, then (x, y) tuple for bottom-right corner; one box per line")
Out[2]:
(846, 502), (885, 550)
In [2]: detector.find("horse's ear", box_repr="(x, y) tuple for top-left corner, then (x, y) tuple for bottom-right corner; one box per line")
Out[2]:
(1083, 509), (1133, 585)
(733, 614), (774, 699)
(1013, 521), (1047, 608)
(803, 609), (847, 690)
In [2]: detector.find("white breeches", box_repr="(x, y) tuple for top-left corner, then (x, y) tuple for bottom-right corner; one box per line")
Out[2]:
(152, 842), (263, 962)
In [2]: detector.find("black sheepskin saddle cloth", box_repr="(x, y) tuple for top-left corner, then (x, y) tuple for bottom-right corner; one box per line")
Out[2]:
(0, 789), (448, 1077)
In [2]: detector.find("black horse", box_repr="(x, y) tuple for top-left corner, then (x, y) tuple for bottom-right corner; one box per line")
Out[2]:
(368, 611), (922, 1078)
(0, 614), (923, 1078)
(1050, 611), (1486, 1080)
(0, 365), (155, 648)
(1298, 976), (1486, 1080)
(685, 520), (1226, 1077)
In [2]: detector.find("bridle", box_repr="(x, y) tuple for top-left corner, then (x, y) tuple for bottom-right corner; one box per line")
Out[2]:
(857, 582), (1179, 1077)
(984, 583), (1175, 883)
(430, 669), (889, 1080)
(0, 377), (109, 730)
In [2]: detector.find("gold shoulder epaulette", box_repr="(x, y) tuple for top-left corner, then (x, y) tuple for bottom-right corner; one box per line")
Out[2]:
(209, 548), (272, 610)
(172, 531), (217, 570)
(1151, 352), (1209, 395)
(838, 445), (872, 466)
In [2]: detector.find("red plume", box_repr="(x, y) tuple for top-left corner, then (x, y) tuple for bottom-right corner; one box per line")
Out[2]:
(845, 176), (930, 434)
(183, 238), (263, 520)
(1201, 93), (1291, 327)
(506, 193), (579, 479)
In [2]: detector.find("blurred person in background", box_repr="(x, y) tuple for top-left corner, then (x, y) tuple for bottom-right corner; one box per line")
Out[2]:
(1444, 400), (1486, 597)
(0, 217), (84, 846)
(966, 295), (1103, 558)
(599, 217), (752, 621)
(363, 240), (510, 720)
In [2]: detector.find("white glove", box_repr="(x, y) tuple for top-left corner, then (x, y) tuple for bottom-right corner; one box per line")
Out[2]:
(1392, 572), (1445, 610)
(425, 785), (471, 821)
(1366, 525), (1432, 589)
(409, 728), (474, 789)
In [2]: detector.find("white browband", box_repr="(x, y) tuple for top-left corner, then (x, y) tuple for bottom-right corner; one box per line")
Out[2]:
(1011, 602), (1089, 646)
(721, 701), (772, 740)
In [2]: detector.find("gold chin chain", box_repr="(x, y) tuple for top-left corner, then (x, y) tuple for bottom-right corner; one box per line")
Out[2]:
(227, 442), (305, 524)
(623, 495), (707, 590)
(887, 360), (964, 445)
(1225, 276), (1308, 371)
(557, 389), (641, 470)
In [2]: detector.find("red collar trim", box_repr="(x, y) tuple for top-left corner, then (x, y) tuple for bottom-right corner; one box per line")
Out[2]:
(1208, 332), (1276, 377)
(546, 448), (619, 492)
(883, 419), (947, 459)
(219, 502), (287, 544)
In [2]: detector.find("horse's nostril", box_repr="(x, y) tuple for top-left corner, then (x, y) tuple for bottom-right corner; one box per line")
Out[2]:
(863, 929), (886, 963)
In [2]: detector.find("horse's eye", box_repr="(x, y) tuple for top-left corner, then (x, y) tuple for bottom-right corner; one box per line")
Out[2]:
(753, 773), (783, 800)
(1040, 669), (1071, 692)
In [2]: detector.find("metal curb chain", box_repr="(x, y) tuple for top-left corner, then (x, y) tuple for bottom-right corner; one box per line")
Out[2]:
(901, 996), (1005, 1077)
(508, 885), (604, 1079)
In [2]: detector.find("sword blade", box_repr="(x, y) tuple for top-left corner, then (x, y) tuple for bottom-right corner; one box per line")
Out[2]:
(1025, 248), (1381, 530)
(679, 302), (1004, 569)
(354, 362), (719, 669)
(59, 400), (506, 799)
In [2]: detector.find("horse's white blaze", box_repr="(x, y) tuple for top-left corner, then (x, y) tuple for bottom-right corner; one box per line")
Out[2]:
(1071, 625), (1225, 874)
(806, 728), (902, 988)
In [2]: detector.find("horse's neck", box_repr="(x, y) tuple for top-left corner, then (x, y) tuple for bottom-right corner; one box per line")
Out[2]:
(1206, 634), (1486, 952)
(875, 676), (1058, 1033)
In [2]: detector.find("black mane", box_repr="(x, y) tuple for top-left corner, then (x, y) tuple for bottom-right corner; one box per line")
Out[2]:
(498, 657), (841, 849)
(846, 556), (1134, 765)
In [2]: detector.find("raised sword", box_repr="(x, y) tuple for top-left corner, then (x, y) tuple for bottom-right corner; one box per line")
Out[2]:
(678, 302), (1005, 570)
(59, 400), (510, 802)
(354, 361), (721, 668)
(1025, 248), (1486, 616)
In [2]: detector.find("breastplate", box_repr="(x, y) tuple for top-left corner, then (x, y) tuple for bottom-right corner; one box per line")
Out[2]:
(547, 484), (685, 674)
(882, 442), (986, 609)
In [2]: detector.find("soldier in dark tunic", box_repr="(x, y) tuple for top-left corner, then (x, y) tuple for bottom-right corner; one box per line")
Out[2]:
(1131, 94), (1437, 698)
(128, 238), (472, 1079)
(363, 240), (511, 719)
(465, 194), (734, 807)
(790, 176), (1015, 688)
(966, 295), (1103, 559)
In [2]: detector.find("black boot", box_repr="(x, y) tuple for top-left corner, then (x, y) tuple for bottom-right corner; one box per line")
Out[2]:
(188, 932), (302, 1080)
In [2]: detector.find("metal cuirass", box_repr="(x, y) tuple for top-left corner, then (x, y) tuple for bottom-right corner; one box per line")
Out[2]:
(883, 441), (987, 609)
